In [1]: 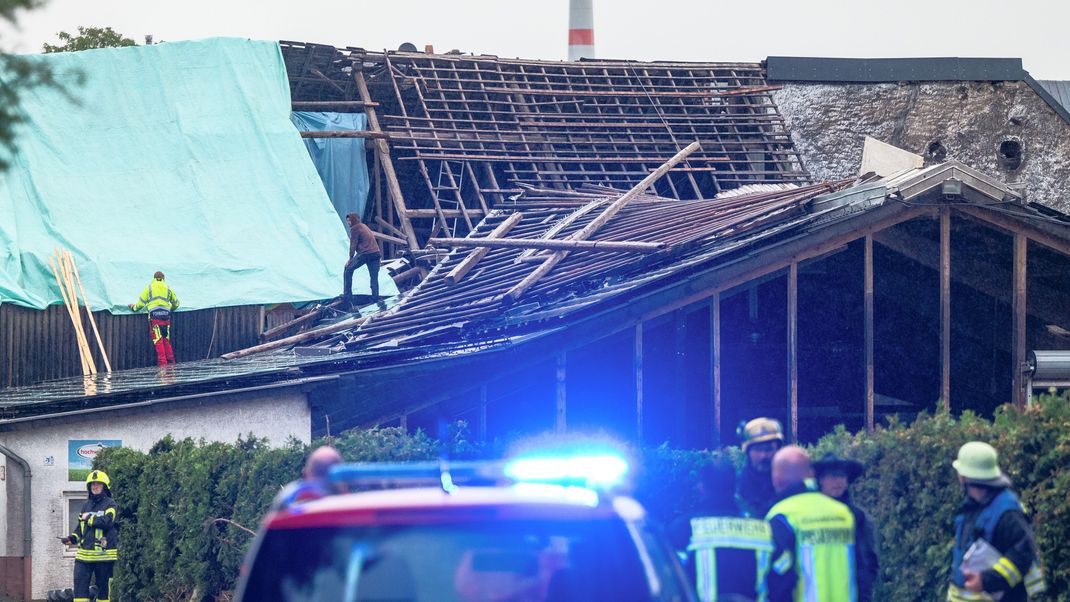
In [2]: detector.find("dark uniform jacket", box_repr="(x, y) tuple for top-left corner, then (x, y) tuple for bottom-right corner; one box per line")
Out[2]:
(669, 500), (768, 601)
(954, 488), (1038, 602)
(69, 493), (119, 562)
(736, 464), (777, 518)
(834, 492), (880, 602)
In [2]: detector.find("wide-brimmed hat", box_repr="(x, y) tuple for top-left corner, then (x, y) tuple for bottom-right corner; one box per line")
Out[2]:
(813, 453), (864, 482)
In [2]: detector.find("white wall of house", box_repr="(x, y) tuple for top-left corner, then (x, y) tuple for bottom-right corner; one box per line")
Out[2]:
(0, 388), (310, 600)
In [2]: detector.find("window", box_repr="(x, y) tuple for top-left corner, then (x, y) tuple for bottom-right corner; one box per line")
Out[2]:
(64, 492), (88, 537)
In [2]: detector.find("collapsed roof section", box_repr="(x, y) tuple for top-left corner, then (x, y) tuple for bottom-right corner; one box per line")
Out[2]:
(279, 42), (810, 246)
(4, 159), (1069, 424)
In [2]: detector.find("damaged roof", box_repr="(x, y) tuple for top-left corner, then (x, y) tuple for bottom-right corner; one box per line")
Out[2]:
(3, 159), (1066, 424)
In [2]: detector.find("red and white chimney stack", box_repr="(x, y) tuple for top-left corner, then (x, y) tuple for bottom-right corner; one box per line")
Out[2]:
(568, 0), (595, 61)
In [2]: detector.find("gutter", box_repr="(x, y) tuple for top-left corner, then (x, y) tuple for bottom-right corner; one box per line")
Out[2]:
(0, 375), (338, 428)
(0, 442), (31, 556)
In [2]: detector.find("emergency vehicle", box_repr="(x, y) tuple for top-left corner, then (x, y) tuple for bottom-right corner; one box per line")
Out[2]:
(235, 452), (694, 601)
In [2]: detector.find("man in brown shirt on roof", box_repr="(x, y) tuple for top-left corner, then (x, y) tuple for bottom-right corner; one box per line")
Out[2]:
(343, 212), (381, 303)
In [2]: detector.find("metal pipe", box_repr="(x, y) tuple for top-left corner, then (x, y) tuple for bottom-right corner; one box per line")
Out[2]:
(0, 442), (31, 557)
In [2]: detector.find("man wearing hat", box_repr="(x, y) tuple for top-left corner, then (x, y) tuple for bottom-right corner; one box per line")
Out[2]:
(815, 453), (879, 602)
(948, 441), (1045, 601)
(736, 417), (785, 517)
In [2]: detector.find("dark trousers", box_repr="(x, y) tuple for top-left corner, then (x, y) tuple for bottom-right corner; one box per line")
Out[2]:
(74, 560), (114, 601)
(149, 319), (175, 366)
(343, 252), (381, 299)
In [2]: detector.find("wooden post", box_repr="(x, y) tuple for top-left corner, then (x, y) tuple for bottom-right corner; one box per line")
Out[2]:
(865, 235), (875, 432)
(479, 385), (488, 443)
(787, 263), (798, 442)
(940, 210), (951, 411)
(555, 352), (567, 433)
(354, 70), (419, 250)
(711, 293), (722, 447)
(1012, 233), (1028, 408)
(635, 322), (644, 442)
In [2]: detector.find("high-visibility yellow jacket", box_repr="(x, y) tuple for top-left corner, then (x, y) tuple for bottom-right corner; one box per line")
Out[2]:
(766, 487), (857, 602)
(131, 279), (179, 319)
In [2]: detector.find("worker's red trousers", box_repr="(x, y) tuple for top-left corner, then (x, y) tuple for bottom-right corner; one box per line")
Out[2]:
(150, 319), (176, 366)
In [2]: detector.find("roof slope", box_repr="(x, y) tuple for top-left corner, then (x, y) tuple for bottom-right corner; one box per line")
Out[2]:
(0, 38), (369, 311)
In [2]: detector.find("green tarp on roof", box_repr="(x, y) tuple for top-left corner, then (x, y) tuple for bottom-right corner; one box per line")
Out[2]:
(0, 38), (396, 312)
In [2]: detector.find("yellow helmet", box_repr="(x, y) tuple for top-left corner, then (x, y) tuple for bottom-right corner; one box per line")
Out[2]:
(739, 417), (785, 452)
(86, 469), (111, 492)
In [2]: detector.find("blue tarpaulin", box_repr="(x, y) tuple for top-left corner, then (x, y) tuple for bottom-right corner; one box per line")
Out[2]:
(0, 38), (396, 311)
(290, 111), (370, 223)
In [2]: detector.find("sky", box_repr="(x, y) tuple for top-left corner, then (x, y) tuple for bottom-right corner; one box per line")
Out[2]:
(2, 0), (1069, 79)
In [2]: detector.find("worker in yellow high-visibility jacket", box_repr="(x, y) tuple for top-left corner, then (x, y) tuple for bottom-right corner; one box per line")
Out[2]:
(129, 271), (180, 366)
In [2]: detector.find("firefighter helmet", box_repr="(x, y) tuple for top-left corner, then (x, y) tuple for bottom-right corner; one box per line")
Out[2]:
(953, 441), (1003, 483)
(86, 469), (111, 491)
(738, 417), (785, 452)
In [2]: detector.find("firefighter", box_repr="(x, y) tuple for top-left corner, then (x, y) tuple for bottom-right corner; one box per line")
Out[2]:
(815, 452), (880, 602)
(61, 470), (119, 602)
(736, 417), (784, 517)
(670, 460), (772, 602)
(948, 441), (1045, 601)
(128, 271), (180, 366)
(765, 446), (856, 602)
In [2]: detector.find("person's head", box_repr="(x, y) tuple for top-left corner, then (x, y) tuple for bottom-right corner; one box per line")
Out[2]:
(303, 445), (344, 481)
(153, 271), (165, 281)
(346, 212), (362, 226)
(953, 441), (1010, 500)
(696, 460), (737, 507)
(771, 445), (812, 493)
(814, 453), (864, 500)
(740, 418), (785, 473)
(85, 469), (111, 497)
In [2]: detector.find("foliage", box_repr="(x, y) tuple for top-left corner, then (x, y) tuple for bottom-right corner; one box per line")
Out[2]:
(812, 391), (1070, 601)
(42, 26), (135, 53)
(0, 0), (65, 171)
(95, 394), (1070, 601)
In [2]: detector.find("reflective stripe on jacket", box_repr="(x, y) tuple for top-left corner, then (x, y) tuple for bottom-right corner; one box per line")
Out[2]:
(766, 490), (857, 602)
(949, 489), (1045, 601)
(131, 279), (179, 317)
(688, 515), (772, 602)
(68, 495), (119, 563)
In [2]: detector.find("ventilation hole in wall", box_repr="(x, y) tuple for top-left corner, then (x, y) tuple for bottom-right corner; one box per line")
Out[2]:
(999, 140), (1023, 171)
(926, 141), (947, 162)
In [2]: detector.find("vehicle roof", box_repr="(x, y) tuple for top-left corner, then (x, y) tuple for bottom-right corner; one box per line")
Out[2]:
(266, 484), (645, 530)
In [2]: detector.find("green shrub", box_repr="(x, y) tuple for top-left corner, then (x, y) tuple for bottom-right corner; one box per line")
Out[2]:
(95, 394), (1070, 601)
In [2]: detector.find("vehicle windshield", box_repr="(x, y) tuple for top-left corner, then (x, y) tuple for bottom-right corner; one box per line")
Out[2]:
(241, 518), (666, 602)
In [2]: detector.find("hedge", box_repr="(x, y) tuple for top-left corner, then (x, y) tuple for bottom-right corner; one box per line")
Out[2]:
(95, 390), (1070, 601)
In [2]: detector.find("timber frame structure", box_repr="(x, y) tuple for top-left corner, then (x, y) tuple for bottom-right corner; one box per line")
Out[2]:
(4, 159), (1069, 446)
(281, 42), (810, 256)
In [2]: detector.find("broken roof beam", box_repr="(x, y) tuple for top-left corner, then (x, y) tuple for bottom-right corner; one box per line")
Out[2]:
(430, 237), (666, 253)
(444, 212), (524, 286)
(503, 141), (701, 305)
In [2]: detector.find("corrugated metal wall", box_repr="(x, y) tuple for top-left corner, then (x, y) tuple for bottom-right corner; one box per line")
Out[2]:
(0, 304), (263, 388)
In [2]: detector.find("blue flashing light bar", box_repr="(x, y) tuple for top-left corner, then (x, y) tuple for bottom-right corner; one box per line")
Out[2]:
(328, 461), (501, 487)
(327, 453), (630, 491)
(503, 454), (628, 488)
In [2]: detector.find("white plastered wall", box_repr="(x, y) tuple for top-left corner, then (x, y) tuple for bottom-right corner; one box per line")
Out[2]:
(0, 389), (310, 600)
